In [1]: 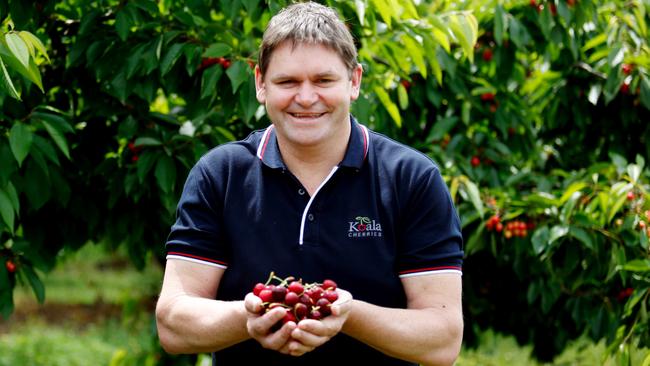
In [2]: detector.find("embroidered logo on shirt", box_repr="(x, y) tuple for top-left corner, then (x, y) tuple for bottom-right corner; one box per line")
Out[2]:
(348, 216), (382, 237)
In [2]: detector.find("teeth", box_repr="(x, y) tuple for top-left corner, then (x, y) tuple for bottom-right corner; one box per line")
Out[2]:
(291, 113), (323, 118)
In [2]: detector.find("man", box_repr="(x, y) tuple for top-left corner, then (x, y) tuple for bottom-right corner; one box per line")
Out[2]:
(156, 2), (464, 365)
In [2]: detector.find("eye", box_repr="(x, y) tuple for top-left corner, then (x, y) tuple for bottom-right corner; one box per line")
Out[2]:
(276, 79), (296, 85)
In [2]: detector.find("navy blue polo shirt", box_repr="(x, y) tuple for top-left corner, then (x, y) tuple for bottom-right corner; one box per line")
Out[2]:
(166, 116), (463, 366)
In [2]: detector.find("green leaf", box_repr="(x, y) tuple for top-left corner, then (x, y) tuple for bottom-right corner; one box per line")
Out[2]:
(531, 226), (550, 255)
(494, 5), (507, 45)
(620, 259), (650, 272)
(509, 17), (531, 49)
(465, 221), (485, 255)
(5, 32), (29, 68)
(160, 43), (185, 76)
(640, 76), (650, 110)
(18, 31), (50, 63)
(23, 160), (50, 210)
(134, 137), (163, 147)
(40, 120), (71, 160)
(373, 86), (401, 127)
(203, 43), (232, 58)
(239, 77), (258, 125)
(0, 55), (20, 100)
(115, 10), (131, 41)
(23, 265), (45, 303)
(0, 187), (14, 233)
(9, 123), (33, 167)
(226, 60), (250, 94)
(447, 14), (473, 63)
(587, 84), (601, 105)
(582, 33), (607, 52)
(133, 0), (159, 14)
(354, 0), (365, 26)
(569, 226), (594, 250)
(155, 155), (176, 193)
(549, 225), (570, 244)
(137, 151), (159, 183)
(4, 182), (19, 214)
(200, 63), (223, 100)
(31, 112), (74, 133)
(462, 178), (484, 217)
(370, 0), (392, 28)
(401, 34), (426, 78)
(397, 82), (408, 110)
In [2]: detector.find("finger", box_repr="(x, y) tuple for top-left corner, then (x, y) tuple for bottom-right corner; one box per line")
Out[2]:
(287, 340), (315, 357)
(244, 292), (263, 314)
(261, 320), (296, 350)
(247, 307), (286, 336)
(291, 325), (329, 348)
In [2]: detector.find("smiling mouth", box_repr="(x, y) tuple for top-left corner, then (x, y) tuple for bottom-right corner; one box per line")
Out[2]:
(289, 112), (326, 119)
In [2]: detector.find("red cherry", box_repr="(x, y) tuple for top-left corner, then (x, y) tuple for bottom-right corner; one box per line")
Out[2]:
(316, 298), (332, 316)
(495, 222), (503, 233)
(627, 191), (635, 201)
(294, 303), (308, 320)
(400, 80), (411, 90)
(299, 294), (313, 306)
(282, 310), (297, 324)
(5, 260), (16, 273)
(480, 92), (495, 101)
(566, 0), (575, 6)
(620, 82), (630, 94)
(307, 287), (323, 301)
(271, 286), (287, 302)
(482, 49), (493, 62)
(639, 221), (647, 230)
(253, 283), (266, 296)
(471, 156), (480, 167)
(284, 291), (300, 306)
(131, 155), (139, 162)
(530, 0), (537, 6)
(288, 281), (304, 294)
(622, 64), (633, 75)
(322, 279), (337, 291)
(323, 290), (338, 303)
(309, 309), (323, 320)
(258, 289), (274, 303)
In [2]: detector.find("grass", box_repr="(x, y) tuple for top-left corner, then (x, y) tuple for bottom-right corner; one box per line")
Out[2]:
(1, 244), (648, 366)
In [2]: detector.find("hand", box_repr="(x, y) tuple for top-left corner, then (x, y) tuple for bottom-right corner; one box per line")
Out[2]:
(244, 292), (296, 353)
(287, 288), (354, 356)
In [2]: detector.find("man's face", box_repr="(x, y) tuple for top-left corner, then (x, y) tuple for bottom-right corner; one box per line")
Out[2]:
(255, 41), (362, 149)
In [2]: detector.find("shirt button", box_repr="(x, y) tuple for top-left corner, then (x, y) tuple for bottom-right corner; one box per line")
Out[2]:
(308, 213), (314, 221)
(298, 188), (306, 195)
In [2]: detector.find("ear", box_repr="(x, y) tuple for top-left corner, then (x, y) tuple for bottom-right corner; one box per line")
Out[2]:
(349, 63), (363, 101)
(254, 65), (266, 104)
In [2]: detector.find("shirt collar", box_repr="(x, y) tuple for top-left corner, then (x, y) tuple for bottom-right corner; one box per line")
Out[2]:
(256, 115), (369, 170)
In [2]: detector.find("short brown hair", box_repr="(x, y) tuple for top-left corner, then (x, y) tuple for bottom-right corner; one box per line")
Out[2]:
(258, 2), (358, 77)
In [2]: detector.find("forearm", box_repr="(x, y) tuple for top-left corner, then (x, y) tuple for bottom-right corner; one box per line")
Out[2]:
(342, 300), (463, 366)
(156, 295), (250, 354)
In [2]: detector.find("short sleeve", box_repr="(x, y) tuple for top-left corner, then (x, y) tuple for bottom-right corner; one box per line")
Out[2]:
(165, 158), (231, 268)
(396, 167), (463, 277)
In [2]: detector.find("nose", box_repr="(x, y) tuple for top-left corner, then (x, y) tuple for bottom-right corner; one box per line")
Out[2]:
(294, 82), (318, 107)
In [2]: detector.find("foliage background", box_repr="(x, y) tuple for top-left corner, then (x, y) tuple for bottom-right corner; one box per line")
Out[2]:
(1, 0), (649, 364)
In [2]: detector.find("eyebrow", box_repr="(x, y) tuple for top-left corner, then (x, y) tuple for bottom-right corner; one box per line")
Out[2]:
(269, 71), (340, 82)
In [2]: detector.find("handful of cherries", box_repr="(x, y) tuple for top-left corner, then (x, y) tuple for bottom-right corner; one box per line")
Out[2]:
(252, 272), (339, 325)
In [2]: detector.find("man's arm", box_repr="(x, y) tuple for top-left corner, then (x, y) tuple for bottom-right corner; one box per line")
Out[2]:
(341, 273), (463, 366)
(155, 259), (249, 353)
(155, 259), (297, 354)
